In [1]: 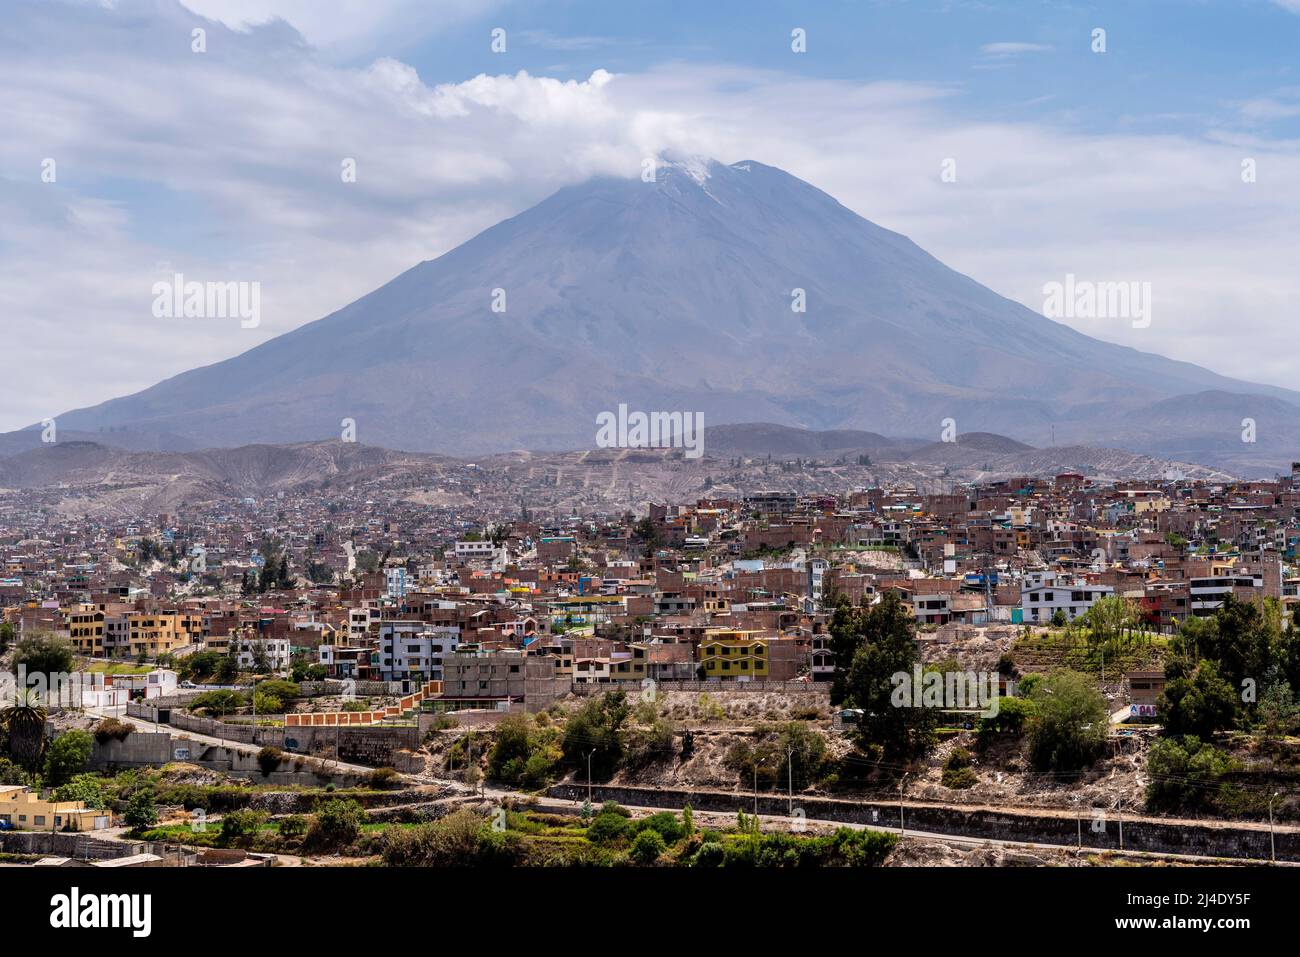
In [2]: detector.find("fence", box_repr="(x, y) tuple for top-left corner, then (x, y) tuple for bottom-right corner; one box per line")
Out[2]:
(285, 680), (442, 727)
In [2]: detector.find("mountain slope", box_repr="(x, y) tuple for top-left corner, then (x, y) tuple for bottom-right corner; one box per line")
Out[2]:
(37, 158), (1300, 466)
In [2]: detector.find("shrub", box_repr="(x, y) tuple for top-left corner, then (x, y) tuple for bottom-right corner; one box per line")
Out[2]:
(252, 690), (284, 715)
(219, 809), (268, 846)
(256, 746), (283, 776)
(561, 692), (629, 780)
(1145, 736), (1237, 813)
(632, 811), (684, 844)
(306, 798), (365, 850)
(941, 747), (977, 789)
(693, 840), (726, 867)
(366, 767), (402, 789)
(380, 809), (523, 867)
(585, 811), (628, 845)
(629, 828), (666, 864)
(188, 690), (243, 715)
(92, 717), (133, 744)
(278, 814), (308, 838)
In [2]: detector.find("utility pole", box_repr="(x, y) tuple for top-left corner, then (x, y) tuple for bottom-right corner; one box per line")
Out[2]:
(1117, 799), (1124, 851)
(587, 749), (595, 806)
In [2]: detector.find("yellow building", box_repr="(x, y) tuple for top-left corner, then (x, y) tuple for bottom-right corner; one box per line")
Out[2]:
(127, 612), (202, 659)
(68, 604), (106, 655)
(0, 786), (112, 832)
(700, 629), (772, 679)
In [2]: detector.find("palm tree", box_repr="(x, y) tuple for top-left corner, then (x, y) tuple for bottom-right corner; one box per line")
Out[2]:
(1, 686), (48, 782)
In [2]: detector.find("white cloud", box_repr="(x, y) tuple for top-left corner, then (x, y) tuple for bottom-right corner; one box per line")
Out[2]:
(979, 41), (1054, 57)
(177, 0), (501, 54)
(2, 0), (1299, 432)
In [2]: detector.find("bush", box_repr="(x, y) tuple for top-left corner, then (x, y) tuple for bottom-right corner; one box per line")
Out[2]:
(278, 814), (308, 838)
(1159, 660), (1237, 739)
(92, 717), (133, 744)
(629, 828), (666, 864)
(256, 746), (283, 776)
(219, 809), (268, 846)
(306, 798), (365, 850)
(692, 841), (725, 867)
(12, 632), (74, 680)
(631, 811), (684, 844)
(256, 679), (301, 701)
(188, 689), (243, 715)
(941, 747), (977, 789)
(721, 828), (896, 867)
(487, 714), (560, 789)
(380, 809), (523, 867)
(366, 767), (402, 789)
(585, 811), (628, 845)
(1145, 736), (1237, 813)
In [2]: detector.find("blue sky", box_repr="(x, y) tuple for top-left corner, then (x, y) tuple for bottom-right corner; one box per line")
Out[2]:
(2, 0), (1300, 431)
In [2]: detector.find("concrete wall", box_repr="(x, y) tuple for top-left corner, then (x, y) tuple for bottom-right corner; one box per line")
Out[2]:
(567, 680), (829, 695)
(283, 725), (420, 768)
(547, 783), (1300, 863)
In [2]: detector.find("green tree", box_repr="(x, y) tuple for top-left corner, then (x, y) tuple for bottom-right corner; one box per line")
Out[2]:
(44, 729), (93, 787)
(836, 592), (936, 760)
(124, 789), (158, 829)
(1159, 659), (1238, 739)
(12, 632), (74, 681)
(53, 773), (106, 808)
(1026, 670), (1108, 772)
(488, 713), (533, 783)
(562, 691), (629, 780)
(1257, 674), (1299, 745)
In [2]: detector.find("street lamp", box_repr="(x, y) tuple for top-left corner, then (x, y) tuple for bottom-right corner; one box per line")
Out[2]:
(1269, 791), (1280, 864)
(899, 773), (909, 839)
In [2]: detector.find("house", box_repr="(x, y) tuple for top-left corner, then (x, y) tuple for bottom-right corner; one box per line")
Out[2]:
(0, 786), (112, 832)
(1020, 571), (1113, 624)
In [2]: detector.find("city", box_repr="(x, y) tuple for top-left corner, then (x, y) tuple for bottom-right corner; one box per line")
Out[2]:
(6, 0), (1298, 937)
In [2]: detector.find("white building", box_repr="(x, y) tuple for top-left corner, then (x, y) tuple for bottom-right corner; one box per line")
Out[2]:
(1020, 571), (1113, 624)
(233, 637), (290, 672)
(377, 621), (460, 681)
